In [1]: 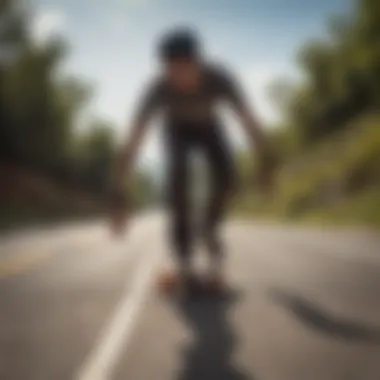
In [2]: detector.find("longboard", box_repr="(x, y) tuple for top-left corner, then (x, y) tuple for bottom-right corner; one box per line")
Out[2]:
(156, 270), (229, 299)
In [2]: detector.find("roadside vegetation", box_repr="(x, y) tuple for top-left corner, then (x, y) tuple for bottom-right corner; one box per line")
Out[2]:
(235, 0), (380, 227)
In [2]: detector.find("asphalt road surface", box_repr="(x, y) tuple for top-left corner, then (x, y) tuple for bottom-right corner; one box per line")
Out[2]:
(1, 212), (380, 380)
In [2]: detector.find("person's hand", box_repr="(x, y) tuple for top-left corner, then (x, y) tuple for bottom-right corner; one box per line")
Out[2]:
(109, 207), (128, 238)
(109, 194), (129, 238)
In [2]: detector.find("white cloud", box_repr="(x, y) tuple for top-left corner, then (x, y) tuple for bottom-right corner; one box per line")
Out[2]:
(30, 8), (66, 44)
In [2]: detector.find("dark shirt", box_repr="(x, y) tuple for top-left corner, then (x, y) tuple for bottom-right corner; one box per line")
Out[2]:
(133, 63), (247, 126)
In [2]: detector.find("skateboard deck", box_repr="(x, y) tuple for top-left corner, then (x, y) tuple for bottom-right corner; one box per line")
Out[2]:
(156, 270), (228, 299)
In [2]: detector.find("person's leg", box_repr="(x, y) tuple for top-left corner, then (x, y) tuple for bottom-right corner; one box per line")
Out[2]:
(166, 131), (194, 278)
(202, 126), (236, 276)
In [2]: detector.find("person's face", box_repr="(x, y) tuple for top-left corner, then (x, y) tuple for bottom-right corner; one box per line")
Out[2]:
(165, 58), (201, 92)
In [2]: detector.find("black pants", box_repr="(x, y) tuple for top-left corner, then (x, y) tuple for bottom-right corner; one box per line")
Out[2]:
(165, 121), (236, 266)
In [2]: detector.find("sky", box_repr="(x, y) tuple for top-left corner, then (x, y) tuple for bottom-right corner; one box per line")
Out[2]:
(31, 0), (353, 168)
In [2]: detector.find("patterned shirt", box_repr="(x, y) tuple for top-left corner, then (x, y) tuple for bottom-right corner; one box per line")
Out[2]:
(133, 63), (247, 126)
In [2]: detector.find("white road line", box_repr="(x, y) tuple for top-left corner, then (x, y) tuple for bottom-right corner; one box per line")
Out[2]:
(75, 240), (160, 380)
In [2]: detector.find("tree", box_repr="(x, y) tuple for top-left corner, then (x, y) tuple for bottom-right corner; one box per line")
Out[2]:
(0, 1), (118, 199)
(72, 119), (117, 193)
(274, 0), (380, 147)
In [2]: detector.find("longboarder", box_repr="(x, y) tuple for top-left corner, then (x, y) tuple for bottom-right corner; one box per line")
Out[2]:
(110, 27), (276, 295)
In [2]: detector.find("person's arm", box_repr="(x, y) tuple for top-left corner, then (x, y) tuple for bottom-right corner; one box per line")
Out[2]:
(234, 104), (273, 159)
(218, 67), (277, 188)
(112, 122), (146, 197)
(218, 67), (272, 157)
(112, 80), (162, 201)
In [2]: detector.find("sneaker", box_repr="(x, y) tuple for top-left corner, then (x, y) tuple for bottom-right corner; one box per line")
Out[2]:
(157, 270), (181, 295)
(204, 272), (227, 296)
(157, 269), (199, 297)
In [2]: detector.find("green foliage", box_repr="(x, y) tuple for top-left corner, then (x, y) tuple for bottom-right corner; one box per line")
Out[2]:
(235, 0), (380, 227)
(236, 114), (380, 226)
(271, 0), (380, 147)
(0, 1), (156, 220)
(1, 3), (75, 166)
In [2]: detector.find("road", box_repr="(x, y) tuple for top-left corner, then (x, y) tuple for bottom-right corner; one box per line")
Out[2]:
(1, 212), (380, 380)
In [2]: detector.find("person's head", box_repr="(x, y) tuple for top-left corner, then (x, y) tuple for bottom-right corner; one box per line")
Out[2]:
(158, 27), (203, 91)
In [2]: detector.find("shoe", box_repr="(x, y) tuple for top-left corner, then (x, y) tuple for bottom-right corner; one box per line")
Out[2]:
(157, 270), (181, 295)
(204, 272), (227, 296)
(157, 270), (200, 298)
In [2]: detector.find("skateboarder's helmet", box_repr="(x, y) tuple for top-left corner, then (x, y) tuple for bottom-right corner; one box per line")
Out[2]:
(158, 27), (201, 62)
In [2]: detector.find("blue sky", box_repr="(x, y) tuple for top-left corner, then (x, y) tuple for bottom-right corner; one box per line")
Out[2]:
(32, 0), (353, 166)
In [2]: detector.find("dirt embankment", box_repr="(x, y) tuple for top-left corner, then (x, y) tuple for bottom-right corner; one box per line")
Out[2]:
(0, 164), (106, 229)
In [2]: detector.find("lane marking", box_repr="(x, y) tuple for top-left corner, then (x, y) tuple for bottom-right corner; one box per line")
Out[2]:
(0, 216), (159, 280)
(0, 215), (160, 280)
(75, 246), (160, 380)
(0, 236), (105, 279)
(0, 250), (54, 279)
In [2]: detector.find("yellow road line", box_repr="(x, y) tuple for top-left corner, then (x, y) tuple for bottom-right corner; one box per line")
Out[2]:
(0, 250), (53, 279)
(0, 236), (106, 279)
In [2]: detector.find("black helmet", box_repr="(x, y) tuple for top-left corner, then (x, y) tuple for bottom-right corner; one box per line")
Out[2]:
(158, 27), (201, 62)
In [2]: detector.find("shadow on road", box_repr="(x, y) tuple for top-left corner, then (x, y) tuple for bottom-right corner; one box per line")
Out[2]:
(172, 290), (255, 380)
(270, 289), (380, 344)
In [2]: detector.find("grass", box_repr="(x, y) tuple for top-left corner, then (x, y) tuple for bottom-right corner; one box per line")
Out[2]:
(234, 114), (380, 229)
